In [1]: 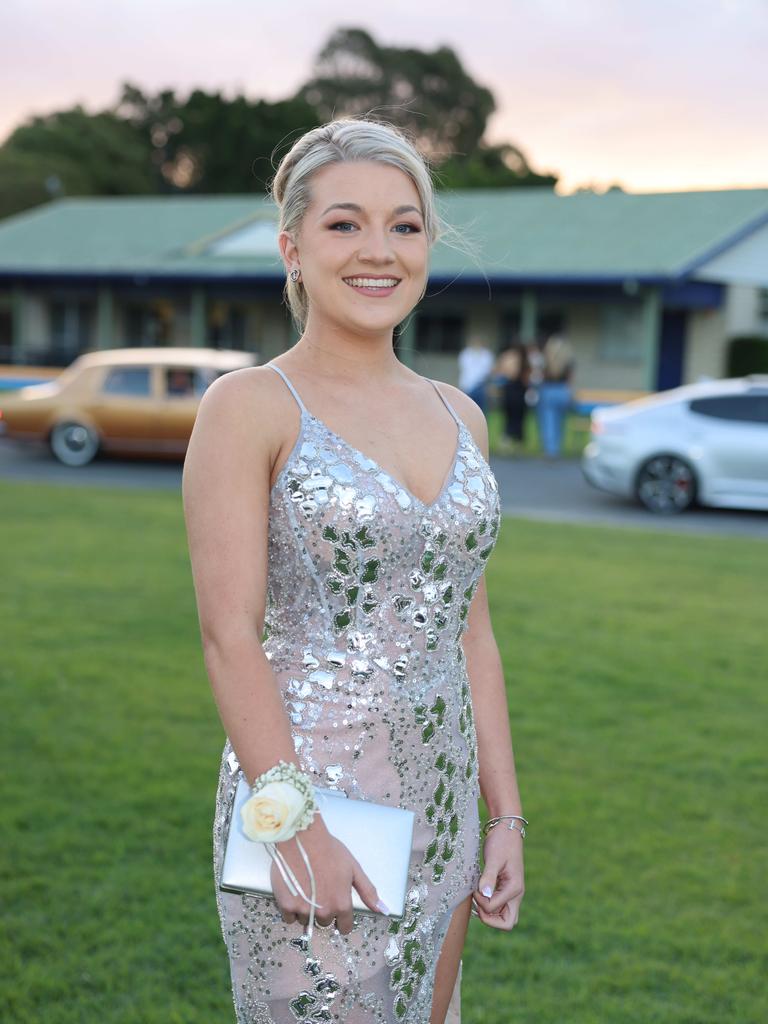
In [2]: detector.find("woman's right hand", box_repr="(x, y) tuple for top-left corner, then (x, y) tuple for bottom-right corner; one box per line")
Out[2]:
(270, 817), (388, 935)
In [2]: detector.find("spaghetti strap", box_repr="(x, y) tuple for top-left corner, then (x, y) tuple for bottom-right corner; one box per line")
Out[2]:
(265, 362), (308, 415)
(427, 378), (463, 428)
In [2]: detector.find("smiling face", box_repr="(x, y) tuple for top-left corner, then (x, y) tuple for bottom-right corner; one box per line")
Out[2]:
(279, 160), (430, 337)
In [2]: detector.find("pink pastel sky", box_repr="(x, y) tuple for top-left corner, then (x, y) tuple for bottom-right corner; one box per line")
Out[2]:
(1, 0), (766, 194)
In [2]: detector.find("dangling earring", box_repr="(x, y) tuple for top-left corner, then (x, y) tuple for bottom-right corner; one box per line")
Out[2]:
(289, 268), (301, 283)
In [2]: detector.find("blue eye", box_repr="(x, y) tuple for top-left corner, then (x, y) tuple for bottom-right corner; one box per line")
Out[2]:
(393, 223), (420, 234)
(329, 221), (356, 232)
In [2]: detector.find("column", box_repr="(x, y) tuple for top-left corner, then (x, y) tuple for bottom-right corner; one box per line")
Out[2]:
(96, 286), (113, 349)
(11, 284), (26, 363)
(190, 287), (207, 346)
(640, 287), (662, 391)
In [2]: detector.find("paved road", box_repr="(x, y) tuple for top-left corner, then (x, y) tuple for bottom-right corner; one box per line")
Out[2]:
(1, 437), (766, 540)
(491, 455), (768, 540)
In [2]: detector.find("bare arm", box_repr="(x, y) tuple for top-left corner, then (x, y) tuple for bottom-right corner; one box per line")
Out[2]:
(438, 383), (525, 929)
(463, 575), (522, 817)
(454, 394), (522, 818)
(182, 368), (301, 787)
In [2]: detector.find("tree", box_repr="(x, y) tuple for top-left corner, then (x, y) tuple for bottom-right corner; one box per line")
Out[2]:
(0, 30), (558, 218)
(0, 148), (87, 219)
(294, 27), (495, 162)
(294, 27), (556, 188)
(0, 106), (153, 216)
(115, 83), (320, 193)
(436, 143), (558, 190)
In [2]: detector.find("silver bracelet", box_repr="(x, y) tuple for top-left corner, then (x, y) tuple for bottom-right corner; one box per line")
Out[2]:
(482, 814), (528, 839)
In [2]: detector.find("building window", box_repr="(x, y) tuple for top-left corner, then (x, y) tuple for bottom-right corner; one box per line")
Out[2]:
(757, 288), (768, 322)
(124, 300), (175, 345)
(500, 309), (521, 345)
(538, 310), (565, 340)
(501, 307), (564, 347)
(598, 302), (644, 364)
(49, 300), (95, 361)
(0, 307), (12, 363)
(416, 314), (465, 353)
(208, 302), (247, 349)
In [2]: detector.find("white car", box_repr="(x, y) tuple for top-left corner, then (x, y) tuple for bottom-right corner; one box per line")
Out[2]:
(581, 376), (768, 513)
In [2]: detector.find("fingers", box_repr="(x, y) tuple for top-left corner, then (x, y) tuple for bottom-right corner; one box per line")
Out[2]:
(473, 858), (524, 930)
(270, 846), (389, 934)
(472, 895), (520, 931)
(474, 877), (524, 916)
(333, 901), (354, 935)
(350, 856), (389, 916)
(271, 859), (306, 926)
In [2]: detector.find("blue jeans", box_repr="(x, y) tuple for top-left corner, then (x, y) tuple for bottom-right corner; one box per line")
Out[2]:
(467, 381), (488, 413)
(536, 382), (572, 456)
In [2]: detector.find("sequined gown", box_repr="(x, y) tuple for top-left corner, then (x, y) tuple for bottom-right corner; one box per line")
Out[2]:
(212, 363), (501, 1024)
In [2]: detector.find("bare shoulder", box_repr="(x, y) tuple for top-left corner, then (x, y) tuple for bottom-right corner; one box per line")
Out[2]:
(193, 364), (292, 443)
(183, 364), (294, 490)
(431, 379), (489, 458)
(199, 363), (283, 419)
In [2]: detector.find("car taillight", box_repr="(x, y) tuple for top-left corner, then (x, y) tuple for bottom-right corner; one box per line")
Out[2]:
(591, 418), (626, 435)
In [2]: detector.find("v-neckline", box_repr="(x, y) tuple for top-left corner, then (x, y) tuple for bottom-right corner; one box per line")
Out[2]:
(302, 409), (465, 511)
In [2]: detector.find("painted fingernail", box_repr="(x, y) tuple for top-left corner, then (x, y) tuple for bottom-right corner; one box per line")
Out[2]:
(375, 899), (391, 915)
(481, 885), (493, 898)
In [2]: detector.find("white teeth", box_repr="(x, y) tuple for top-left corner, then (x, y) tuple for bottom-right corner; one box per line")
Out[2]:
(344, 278), (399, 288)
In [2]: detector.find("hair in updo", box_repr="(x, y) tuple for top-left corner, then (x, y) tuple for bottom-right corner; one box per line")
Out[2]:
(270, 117), (443, 331)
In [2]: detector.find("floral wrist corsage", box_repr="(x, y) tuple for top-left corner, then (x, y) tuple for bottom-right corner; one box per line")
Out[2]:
(241, 760), (317, 842)
(239, 760), (322, 949)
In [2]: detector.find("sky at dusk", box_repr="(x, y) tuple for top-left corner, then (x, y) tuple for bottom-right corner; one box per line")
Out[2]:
(1, 0), (766, 194)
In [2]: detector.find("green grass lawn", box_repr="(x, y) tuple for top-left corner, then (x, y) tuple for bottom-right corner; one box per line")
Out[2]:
(1, 480), (765, 1024)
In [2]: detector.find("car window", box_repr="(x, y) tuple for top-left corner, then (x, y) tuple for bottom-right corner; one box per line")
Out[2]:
(163, 366), (221, 398)
(689, 395), (768, 425)
(193, 367), (224, 396)
(101, 367), (152, 397)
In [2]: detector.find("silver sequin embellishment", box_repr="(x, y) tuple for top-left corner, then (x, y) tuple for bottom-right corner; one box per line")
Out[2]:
(212, 377), (500, 1023)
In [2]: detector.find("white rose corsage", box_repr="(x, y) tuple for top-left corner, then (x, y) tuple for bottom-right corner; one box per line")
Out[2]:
(239, 760), (323, 947)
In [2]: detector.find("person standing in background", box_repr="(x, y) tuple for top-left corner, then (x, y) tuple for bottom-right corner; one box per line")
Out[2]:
(494, 343), (530, 454)
(535, 335), (575, 458)
(458, 336), (495, 413)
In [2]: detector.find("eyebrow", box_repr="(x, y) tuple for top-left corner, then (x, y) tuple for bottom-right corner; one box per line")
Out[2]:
(319, 202), (424, 218)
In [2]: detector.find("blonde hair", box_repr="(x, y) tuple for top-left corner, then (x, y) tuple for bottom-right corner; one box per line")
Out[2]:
(270, 117), (443, 331)
(543, 335), (574, 379)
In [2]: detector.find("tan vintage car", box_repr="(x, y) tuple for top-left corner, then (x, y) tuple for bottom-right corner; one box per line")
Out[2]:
(0, 347), (257, 465)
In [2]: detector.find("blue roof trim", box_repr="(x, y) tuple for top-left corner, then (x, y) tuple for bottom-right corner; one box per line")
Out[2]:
(661, 280), (723, 308)
(0, 270), (288, 286)
(675, 208), (768, 278)
(0, 275), (730, 306)
(0, 269), (676, 286)
(427, 273), (672, 286)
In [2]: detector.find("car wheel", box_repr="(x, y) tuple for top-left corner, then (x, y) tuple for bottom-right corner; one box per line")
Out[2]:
(635, 454), (697, 513)
(49, 420), (101, 466)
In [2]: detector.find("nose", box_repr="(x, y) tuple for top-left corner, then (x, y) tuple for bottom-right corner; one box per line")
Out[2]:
(357, 226), (397, 265)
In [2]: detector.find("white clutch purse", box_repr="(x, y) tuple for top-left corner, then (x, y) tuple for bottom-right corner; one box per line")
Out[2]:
(219, 775), (416, 919)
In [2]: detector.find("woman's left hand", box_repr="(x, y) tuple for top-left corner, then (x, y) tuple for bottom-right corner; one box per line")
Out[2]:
(472, 825), (525, 930)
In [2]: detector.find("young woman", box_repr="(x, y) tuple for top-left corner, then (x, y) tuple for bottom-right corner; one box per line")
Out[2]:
(182, 117), (525, 1024)
(535, 335), (575, 458)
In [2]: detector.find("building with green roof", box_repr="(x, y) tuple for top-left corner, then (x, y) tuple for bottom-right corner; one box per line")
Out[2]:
(0, 187), (767, 394)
